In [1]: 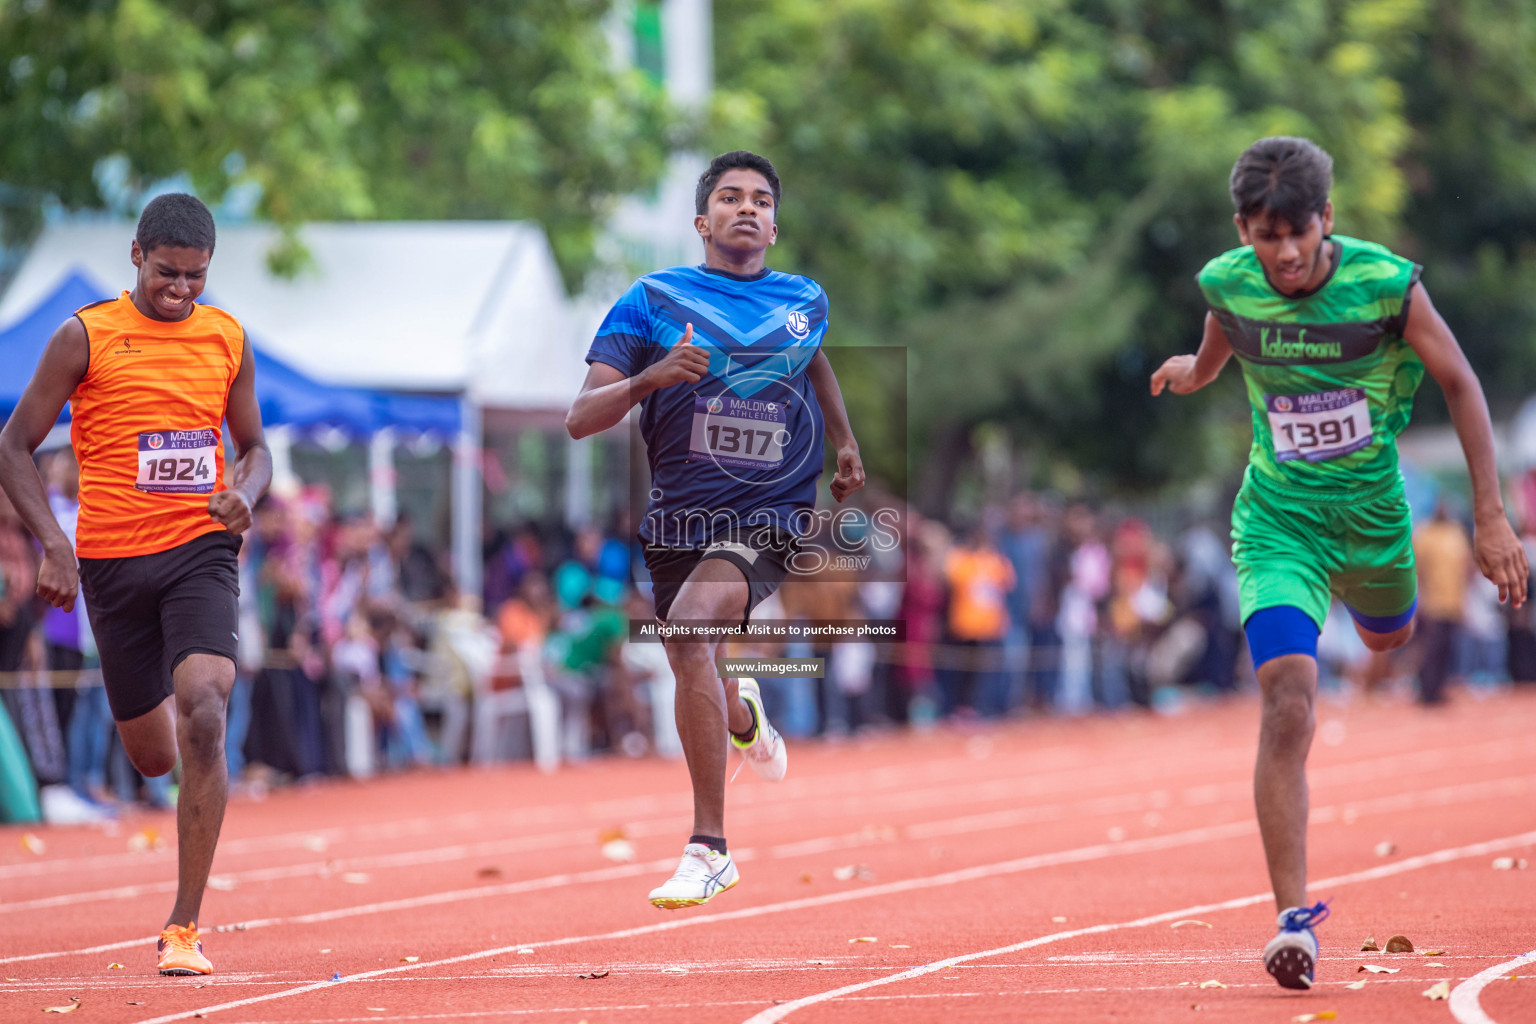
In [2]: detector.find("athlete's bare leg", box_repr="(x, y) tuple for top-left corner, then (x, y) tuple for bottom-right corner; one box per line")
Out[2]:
(112, 652), (234, 927)
(1254, 652), (1316, 912)
(166, 653), (234, 928)
(1353, 620), (1413, 652)
(116, 699), (179, 779)
(662, 558), (755, 838)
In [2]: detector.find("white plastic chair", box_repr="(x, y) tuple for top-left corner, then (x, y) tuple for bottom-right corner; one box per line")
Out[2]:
(470, 644), (562, 773)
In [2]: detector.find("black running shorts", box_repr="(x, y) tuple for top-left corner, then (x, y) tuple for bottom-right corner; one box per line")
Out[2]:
(78, 530), (242, 722)
(643, 530), (798, 625)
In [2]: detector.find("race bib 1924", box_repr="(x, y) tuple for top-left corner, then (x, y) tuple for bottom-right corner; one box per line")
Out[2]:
(688, 395), (789, 470)
(1265, 389), (1373, 463)
(136, 429), (218, 493)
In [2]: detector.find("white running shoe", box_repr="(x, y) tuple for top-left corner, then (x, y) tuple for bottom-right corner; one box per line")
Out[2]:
(731, 677), (787, 782)
(648, 843), (740, 910)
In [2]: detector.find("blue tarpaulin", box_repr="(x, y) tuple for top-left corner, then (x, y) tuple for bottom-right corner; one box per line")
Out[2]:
(0, 270), (460, 435)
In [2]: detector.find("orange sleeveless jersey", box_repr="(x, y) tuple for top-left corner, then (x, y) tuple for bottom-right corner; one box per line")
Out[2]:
(71, 292), (244, 558)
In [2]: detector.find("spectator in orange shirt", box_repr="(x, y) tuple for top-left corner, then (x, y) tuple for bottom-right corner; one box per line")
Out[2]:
(940, 524), (1016, 718)
(1413, 499), (1473, 705)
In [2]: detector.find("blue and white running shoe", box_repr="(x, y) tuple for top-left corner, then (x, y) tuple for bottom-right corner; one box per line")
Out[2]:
(1263, 901), (1330, 989)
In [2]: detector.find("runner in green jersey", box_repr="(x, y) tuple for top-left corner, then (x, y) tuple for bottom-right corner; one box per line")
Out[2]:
(1150, 136), (1528, 991)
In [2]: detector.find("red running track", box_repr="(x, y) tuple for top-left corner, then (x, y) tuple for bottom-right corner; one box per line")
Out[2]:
(1, 688), (1534, 1023)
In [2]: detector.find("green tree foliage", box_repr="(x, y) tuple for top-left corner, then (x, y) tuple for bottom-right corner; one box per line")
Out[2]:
(712, 0), (1529, 508)
(1398, 0), (1536, 418)
(0, 0), (672, 283)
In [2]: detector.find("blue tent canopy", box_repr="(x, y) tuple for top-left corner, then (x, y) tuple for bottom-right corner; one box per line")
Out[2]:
(0, 270), (460, 435)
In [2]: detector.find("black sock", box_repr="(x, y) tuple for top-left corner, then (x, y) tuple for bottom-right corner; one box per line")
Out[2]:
(730, 695), (759, 742)
(689, 834), (728, 855)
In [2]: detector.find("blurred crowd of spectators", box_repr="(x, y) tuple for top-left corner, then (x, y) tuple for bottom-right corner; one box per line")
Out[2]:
(3, 454), (1535, 825)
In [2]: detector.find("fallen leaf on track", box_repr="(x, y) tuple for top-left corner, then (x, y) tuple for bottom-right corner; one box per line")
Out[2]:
(832, 864), (873, 881)
(891, 944), (911, 949)
(576, 970), (609, 979)
(1385, 934), (1414, 953)
(476, 866), (502, 879)
(1359, 965), (1399, 974)
(807, 959), (834, 965)
(1374, 841), (1396, 857)
(1346, 980), (1367, 990)
(1424, 980), (1451, 1000)
(1052, 916), (1068, 923)
(1361, 935), (1380, 951)
(1423, 949), (1447, 956)
(1492, 857), (1528, 870)
(1426, 963), (1447, 968)
(43, 999), (80, 1014)
(662, 967), (687, 975)
(399, 956), (418, 963)
(849, 937), (877, 943)
(1292, 1013), (1337, 1022)
(1171, 920), (1213, 929)
(125, 1001), (145, 1005)
(600, 838), (636, 863)
(799, 873), (814, 884)
(20, 833), (46, 855)
(127, 828), (163, 853)
(107, 963), (123, 970)
(1199, 980), (1226, 989)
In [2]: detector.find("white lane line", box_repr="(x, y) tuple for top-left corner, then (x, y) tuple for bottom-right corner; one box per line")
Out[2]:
(4, 713), (1505, 881)
(13, 766), (1530, 966)
(0, 748), (1002, 881)
(1449, 949), (1536, 1024)
(15, 740), (1529, 917)
(127, 976), (1466, 1024)
(0, 852), (738, 964)
(737, 829), (1536, 1024)
(121, 818), (1262, 1024)
(0, 739), (1197, 887)
(130, 825), (1536, 1024)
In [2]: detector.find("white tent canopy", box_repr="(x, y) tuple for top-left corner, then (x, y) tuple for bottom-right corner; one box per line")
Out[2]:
(0, 220), (584, 407)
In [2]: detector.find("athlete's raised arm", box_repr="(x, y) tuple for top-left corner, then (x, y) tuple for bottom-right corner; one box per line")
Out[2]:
(1150, 312), (1235, 397)
(805, 350), (864, 503)
(0, 317), (90, 610)
(565, 323), (711, 439)
(209, 330), (271, 535)
(1402, 282), (1528, 606)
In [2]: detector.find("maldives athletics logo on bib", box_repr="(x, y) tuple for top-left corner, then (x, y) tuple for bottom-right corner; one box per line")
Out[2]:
(147, 433), (165, 450)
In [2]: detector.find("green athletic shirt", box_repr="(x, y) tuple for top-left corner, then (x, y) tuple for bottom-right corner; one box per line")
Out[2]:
(1197, 235), (1424, 501)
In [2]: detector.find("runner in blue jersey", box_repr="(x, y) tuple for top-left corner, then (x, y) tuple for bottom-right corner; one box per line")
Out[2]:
(567, 151), (865, 909)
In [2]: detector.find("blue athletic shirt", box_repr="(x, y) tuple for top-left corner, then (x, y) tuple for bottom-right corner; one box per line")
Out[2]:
(586, 264), (829, 547)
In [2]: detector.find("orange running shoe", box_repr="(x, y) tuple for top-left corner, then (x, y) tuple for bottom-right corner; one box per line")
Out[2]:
(157, 921), (212, 976)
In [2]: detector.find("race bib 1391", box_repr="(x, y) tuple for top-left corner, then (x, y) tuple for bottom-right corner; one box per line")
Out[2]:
(1265, 389), (1372, 463)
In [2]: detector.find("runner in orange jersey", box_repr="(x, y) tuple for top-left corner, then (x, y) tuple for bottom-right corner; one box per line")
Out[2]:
(0, 194), (271, 975)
